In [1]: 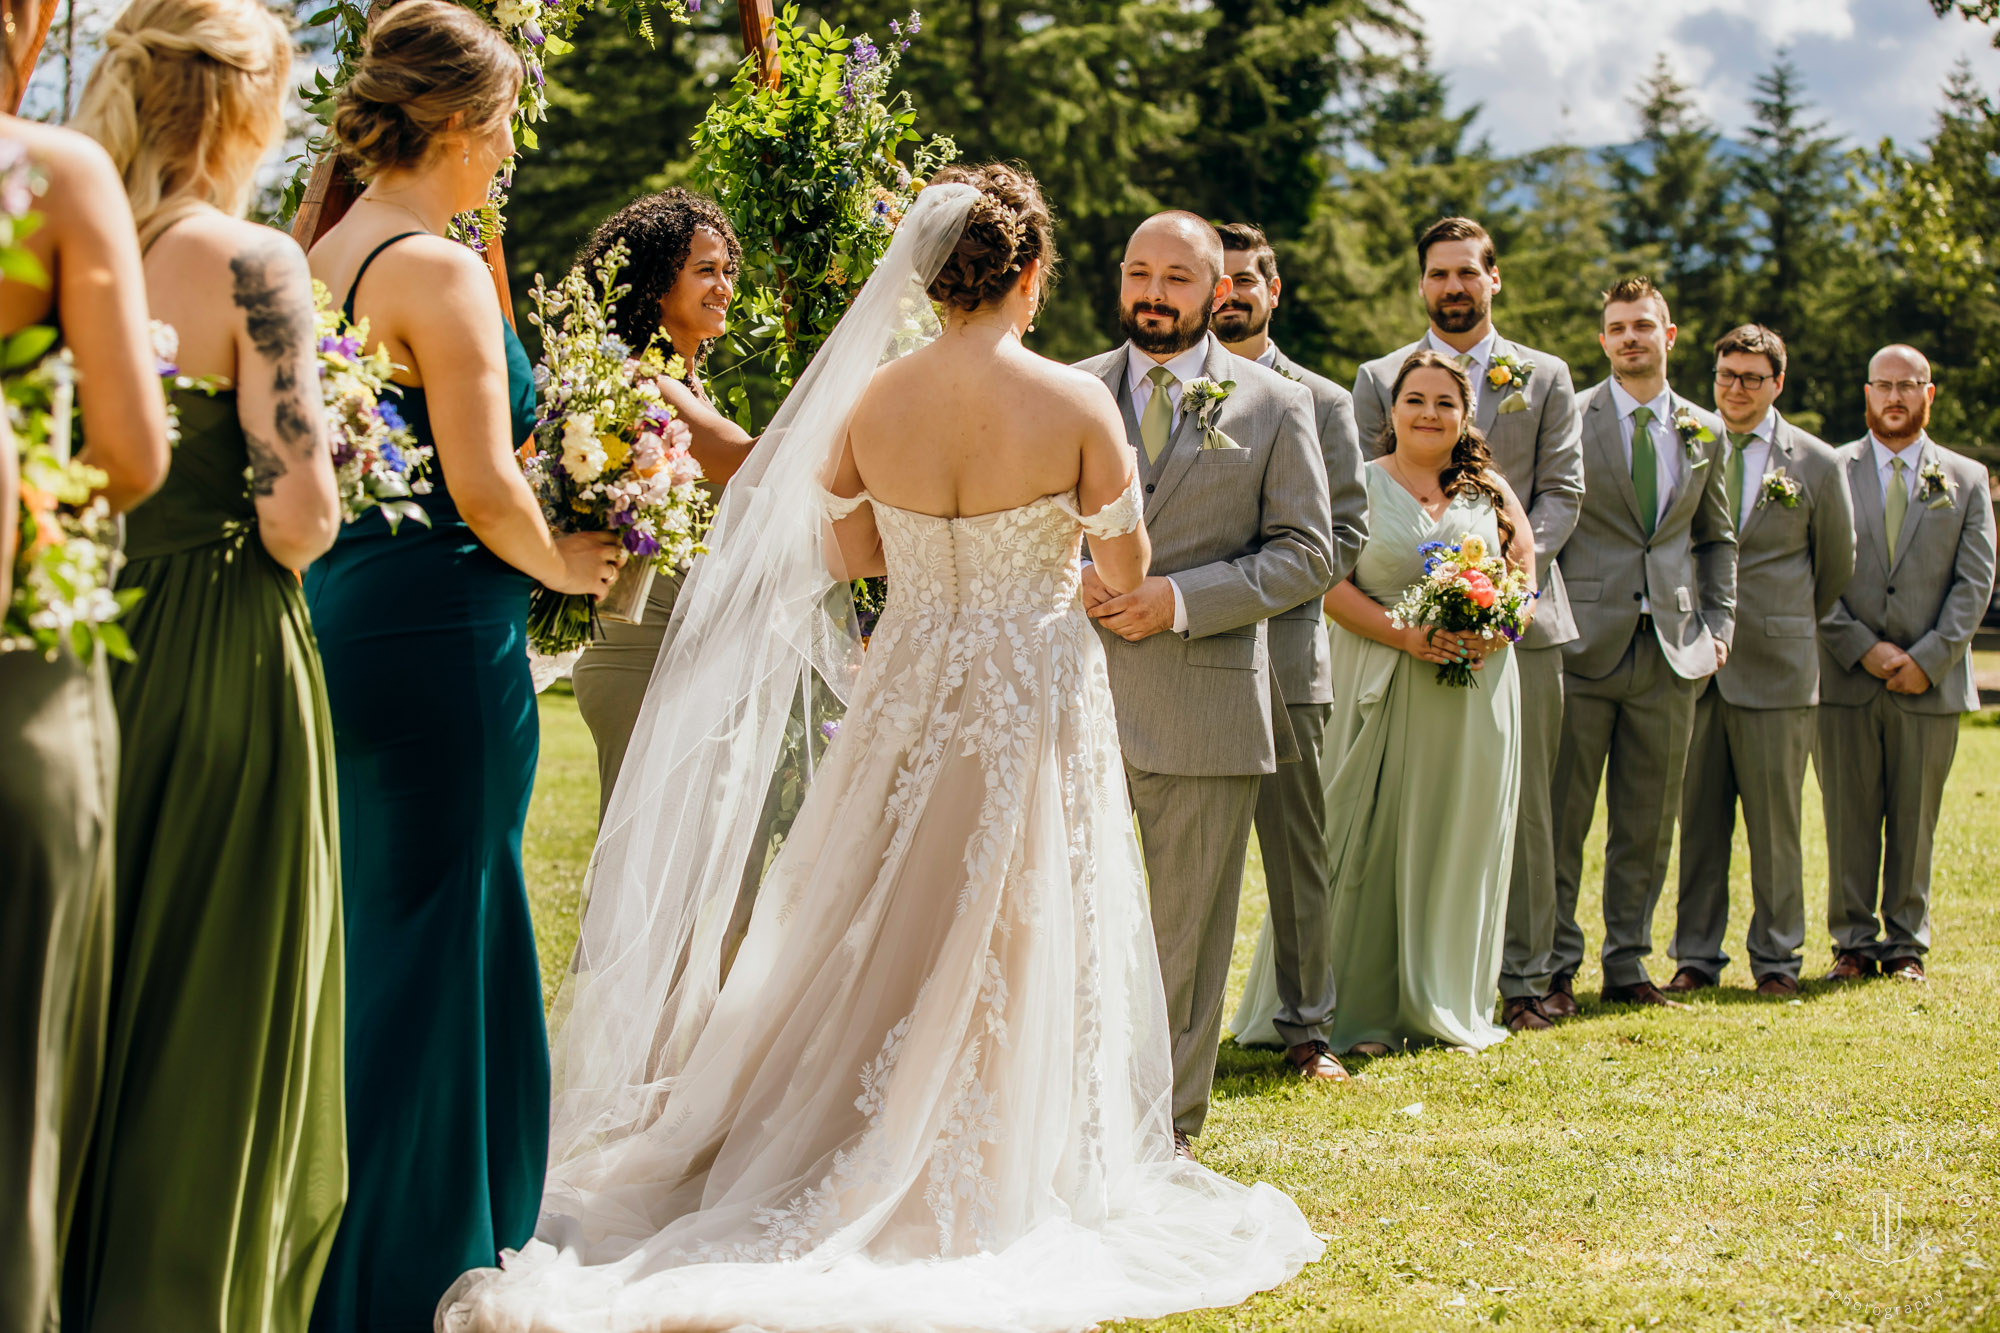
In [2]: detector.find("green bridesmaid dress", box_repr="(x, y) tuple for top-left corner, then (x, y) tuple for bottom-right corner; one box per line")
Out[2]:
(304, 234), (549, 1332)
(0, 643), (115, 1333)
(63, 388), (347, 1332)
(1233, 463), (1519, 1054)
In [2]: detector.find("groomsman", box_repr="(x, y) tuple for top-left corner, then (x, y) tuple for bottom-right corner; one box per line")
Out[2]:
(1351, 217), (1584, 1031)
(1670, 326), (1855, 997)
(1816, 345), (1995, 983)
(1076, 212), (1336, 1152)
(1550, 277), (1736, 1009)
(1211, 222), (1368, 1078)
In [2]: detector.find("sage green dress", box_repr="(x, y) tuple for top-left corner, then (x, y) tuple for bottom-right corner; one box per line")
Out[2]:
(64, 390), (346, 1332)
(1232, 464), (1518, 1053)
(0, 643), (115, 1333)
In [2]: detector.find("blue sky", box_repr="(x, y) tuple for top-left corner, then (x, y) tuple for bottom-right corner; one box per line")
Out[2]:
(1410, 0), (2000, 151)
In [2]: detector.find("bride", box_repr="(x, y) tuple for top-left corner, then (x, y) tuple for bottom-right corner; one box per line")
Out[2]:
(439, 164), (1322, 1332)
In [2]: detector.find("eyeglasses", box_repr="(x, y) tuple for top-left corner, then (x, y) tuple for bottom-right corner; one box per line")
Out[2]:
(1867, 379), (1932, 397)
(1714, 370), (1773, 390)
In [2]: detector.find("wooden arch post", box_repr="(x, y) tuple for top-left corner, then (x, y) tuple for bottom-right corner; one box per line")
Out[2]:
(738, 0), (779, 90)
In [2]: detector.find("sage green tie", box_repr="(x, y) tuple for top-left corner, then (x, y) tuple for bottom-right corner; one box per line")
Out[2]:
(1139, 365), (1176, 464)
(1631, 406), (1658, 538)
(1727, 432), (1754, 522)
(1885, 456), (1909, 562)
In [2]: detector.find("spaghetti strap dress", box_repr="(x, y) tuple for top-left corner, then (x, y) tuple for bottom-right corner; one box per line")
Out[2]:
(304, 233), (549, 1332)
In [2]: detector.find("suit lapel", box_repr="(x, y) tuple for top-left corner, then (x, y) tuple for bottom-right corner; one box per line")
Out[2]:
(1849, 445), (1888, 580)
(1889, 439), (1937, 575)
(1657, 392), (1711, 531)
(1143, 335), (1230, 520)
(1474, 337), (1506, 436)
(1739, 422), (1792, 541)
(1586, 389), (1645, 532)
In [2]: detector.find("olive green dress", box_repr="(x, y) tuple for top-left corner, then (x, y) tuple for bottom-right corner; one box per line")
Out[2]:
(64, 390), (346, 1333)
(0, 643), (115, 1333)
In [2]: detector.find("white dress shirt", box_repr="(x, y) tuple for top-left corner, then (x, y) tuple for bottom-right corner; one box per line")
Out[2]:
(1423, 327), (1498, 417)
(1254, 341), (1279, 370)
(1608, 379), (1683, 523)
(1120, 338), (1215, 636)
(1727, 408), (1778, 528)
(1869, 432), (1928, 507)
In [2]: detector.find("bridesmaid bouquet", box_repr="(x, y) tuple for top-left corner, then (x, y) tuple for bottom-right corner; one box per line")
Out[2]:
(1385, 532), (1534, 688)
(312, 282), (431, 532)
(521, 240), (710, 653)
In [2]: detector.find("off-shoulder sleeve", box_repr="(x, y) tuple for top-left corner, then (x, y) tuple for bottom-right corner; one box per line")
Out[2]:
(819, 487), (871, 520)
(1058, 473), (1143, 539)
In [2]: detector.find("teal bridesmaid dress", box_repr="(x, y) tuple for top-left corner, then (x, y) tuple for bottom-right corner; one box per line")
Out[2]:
(304, 235), (549, 1332)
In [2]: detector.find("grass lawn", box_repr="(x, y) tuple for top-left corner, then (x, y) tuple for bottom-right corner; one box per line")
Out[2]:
(524, 686), (2000, 1331)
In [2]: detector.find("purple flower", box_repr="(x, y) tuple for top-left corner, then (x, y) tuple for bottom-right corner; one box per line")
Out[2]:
(379, 440), (406, 472)
(377, 401), (405, 432)
(624, 529), (661, 557)
(818, 719), (840, 740)
(907, 10), (922, 34)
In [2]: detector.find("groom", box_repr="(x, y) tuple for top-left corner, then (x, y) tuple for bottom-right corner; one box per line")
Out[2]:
(1077, 212), (1335, 1154)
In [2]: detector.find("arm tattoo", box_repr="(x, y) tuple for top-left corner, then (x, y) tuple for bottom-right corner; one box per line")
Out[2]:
(244, 429), (287, 498)
(230, 242), (317, 458)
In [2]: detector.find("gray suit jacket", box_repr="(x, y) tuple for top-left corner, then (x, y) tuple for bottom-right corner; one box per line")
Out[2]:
(1353, 334), (1584, 649)
(1705, 414), (1855, 710)
(1253, 341), (1367, 706)
(1817, 436), (1996, 715)
(1562, 381), (1737, 681)
(1075, 333), (1335, 776)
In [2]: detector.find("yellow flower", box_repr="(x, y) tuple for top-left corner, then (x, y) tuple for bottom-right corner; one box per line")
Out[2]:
(599, 433), (631, 472)
(1458, 534), (1486, 565)
(1487, 365), (1513, 389)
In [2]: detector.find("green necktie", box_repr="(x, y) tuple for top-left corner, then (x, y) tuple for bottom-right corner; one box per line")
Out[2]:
(1139, 364), (1176, 464)
(1630, 406), (1658, 538)
(1885, 456), (1909, 561)
(1727, 431), (1754, 521)
(1452, 352), (1474, 373)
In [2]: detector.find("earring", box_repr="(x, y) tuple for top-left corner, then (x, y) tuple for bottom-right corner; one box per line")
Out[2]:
(463, 143), (470, 165)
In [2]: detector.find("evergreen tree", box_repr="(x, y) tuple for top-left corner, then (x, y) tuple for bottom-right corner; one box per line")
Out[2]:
(1499, 143), (1643, 385)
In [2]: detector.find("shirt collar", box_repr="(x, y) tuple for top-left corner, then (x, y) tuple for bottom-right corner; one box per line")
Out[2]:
(1127, 337), (1213, 394)
(1731, 408), (1777, 444)
(1423, 327), (1497, 368)
(1254, 341), (1280, 369)
(1609, 378), (1672, 424)
(1871, 431), (1929, 472)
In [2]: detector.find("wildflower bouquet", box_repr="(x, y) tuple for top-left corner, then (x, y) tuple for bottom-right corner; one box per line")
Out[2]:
(312, 281), (430, 531)
(521, 240), (710, 654)
(1385, 532), (1535, 688)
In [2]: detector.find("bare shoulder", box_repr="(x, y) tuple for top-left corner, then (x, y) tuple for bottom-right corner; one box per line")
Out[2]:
(158, 214), (306, 283)
(1034, 355), (1121, 417)
(3, 120), (128, 229)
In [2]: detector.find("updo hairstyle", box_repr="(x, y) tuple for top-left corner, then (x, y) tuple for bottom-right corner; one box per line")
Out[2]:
(926, 162), (1056, 313)
(332, 0), (523, 180)
(70, 0), (292, 243)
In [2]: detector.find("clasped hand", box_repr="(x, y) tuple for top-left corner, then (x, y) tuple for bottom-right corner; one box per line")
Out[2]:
(1863, 640), (1932, 695)
(1081, 566), (1175, 641)
(1405, 625), (1489, 669)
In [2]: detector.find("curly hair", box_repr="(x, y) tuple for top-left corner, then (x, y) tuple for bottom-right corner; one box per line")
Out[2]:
(925, 162), (1057, 313)
(1378, 348), (1516, 552)
(574, 188), (742, 368)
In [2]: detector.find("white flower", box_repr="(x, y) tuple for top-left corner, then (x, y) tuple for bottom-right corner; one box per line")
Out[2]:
(561, 413), (607, 482)
(491, 0), (538, 29)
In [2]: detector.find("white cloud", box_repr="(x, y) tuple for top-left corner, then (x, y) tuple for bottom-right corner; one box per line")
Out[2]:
(1408, 0), (2000, 151)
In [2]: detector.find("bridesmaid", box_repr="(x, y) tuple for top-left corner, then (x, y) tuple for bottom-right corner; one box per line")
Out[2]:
(63, 1), (347, 1327)
(1231, 350), (1532, 1057)
(570, 189), (753, 807)
(300, 4), (620, 1328)
(0, 20), (169, 1332)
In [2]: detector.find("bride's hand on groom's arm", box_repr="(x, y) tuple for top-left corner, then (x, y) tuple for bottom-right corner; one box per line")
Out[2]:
(1088, 575), (1176, 641)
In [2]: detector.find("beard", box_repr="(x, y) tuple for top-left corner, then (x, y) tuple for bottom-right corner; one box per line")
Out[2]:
(1210, 300), (1269, 344)
(1120, 298), (1211, 356)
(1867, 397), (1931, 444)
(1427, 289), (1489, 335)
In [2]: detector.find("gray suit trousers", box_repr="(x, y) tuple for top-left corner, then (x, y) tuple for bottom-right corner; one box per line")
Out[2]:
(1500, 644), (1564, 998)
(1552, 631), (1700, 988)
(1126, 763), (1261, 1136)
(1253, 702), (1334, 1047)
(1815, 696), (1959, 960)
(1673, 692), (1815, 981)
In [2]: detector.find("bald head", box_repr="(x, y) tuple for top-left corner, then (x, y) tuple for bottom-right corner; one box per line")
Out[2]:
(1869, 344), (1932, 381)
(1129, 211), (1225, 285)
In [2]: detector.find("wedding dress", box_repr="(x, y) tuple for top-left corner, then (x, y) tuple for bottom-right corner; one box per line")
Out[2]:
(437, 184), (1321, 1333)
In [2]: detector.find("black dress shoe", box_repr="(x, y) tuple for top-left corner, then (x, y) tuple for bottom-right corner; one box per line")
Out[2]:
(1600, 980), (1685, 1008)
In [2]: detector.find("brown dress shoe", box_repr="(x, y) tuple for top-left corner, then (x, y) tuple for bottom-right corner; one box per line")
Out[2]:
(1824, 951), (1875, 982)
(1600, 980), (1685, 1008)
(1664, 967), (1712, 994)
(1883, 956), (1927, 982)
(1540, 974), (1579, 1020)
(1172, 1130), (1196, 1161)
(1754, 973), (1801, 997)
(1284, 1039), (1350, 1081)
(1501, 995), (1553, 1031)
